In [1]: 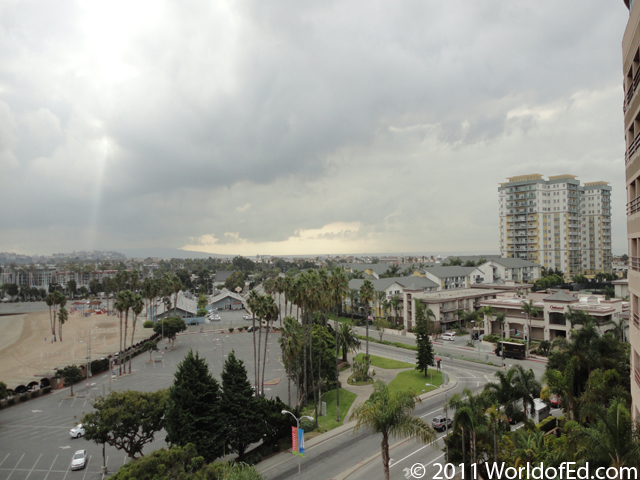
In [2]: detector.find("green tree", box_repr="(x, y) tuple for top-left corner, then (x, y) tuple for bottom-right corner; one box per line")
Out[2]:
(414, 302), (434, 376)
(350, 380), (436, 480)
(66, 279), (77, 298)
(82, 389), (167, 459)
(224, 271), (245, 292)
(337, 322), (360, 363)
(374, 316), (389, 341)
(329, 266), (349, 421)
(57, 305), (68, 342)
(128, 294), (144, 373)
(45, 293), (56, 340)
(153, 316), (187, 348)
(57, 365), (83, 395)
(142, 340), (159, 361)
(165, 350), (226, 462)
(0, 381), (8, 399)
(278, 316), (302, 407)
(521, 300), (542, 357)
(220, 350), (262, 460)
(360, 279), (375, 360)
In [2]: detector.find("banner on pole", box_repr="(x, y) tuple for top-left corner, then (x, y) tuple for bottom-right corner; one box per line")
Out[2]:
(291, 426), (305, 456)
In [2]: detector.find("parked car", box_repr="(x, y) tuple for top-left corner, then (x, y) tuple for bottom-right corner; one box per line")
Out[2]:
(70, 424), (85, 438)
(70, 450), (87, 470)
(188, 319), (199, 326)
(550, 395), (562, 408)
(431, 415), (452, 431)
(442, 332), (456, 341)
(243, 313), (251, 320)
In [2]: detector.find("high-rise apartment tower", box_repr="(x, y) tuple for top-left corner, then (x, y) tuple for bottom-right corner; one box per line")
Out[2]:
(499, 174), (611, 278)
(622, 0), (640, 422)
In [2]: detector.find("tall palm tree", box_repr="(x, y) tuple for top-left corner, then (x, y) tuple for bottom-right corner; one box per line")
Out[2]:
(57, 305), (68, 342)
(485, 405), (508, 463)
(512, 364), (541, 417)
(278, 316), (302, 407)
(55, 291), (67, 341)
(347, 289), (358, 321)
(45, 293), (55, 340)
(114, 290), (133, 375)
(129, 294), (144, 374)
(375, 290), (386, 318)
(337, 322), (361, 362)
(447, 388), (488, 468)
(329, 267), (349, 421)
(360, 280), (375, 360)
(521, 300), (542, 357)
(260, 295), (279, 396)
(351, 380), (436, 480)
(390, 295), (401, 326)
(247, 289), (261, 390)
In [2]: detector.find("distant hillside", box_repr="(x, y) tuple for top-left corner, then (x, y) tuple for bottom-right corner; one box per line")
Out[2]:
(117, 248), (232, 260)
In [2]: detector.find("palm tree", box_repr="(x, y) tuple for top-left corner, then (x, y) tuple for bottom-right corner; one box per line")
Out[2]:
(485, 405), (508, 463)
(260, 295), (279, 396)
(521, 300), (542, 357)
(347, 289), (358, 321)
(512, 364), (541, 417)
(114, 290), (133, 375)
(45, 293), (55, 340)
(390, 295), (401, 326)
(55, 291), (67, 341)
(351, 380), (436, 480)
(329, 267), (349, 421)
(375, 290), (386, 318)
(57, 306), (68, 342)
(278, 316), (302, 407)
(337, 322), (361, 362)
(447, 388), (488, 468)
(129, 294), (144, 374)
(360, 280), (374, 360)
(172, 275), (182, 317)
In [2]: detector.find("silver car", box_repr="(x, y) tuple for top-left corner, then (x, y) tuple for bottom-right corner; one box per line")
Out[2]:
(70, 450), (87, 470)
(70, 423), (85, 438)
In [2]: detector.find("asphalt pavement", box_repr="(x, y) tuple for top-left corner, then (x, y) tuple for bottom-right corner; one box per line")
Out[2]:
(0, 309), (291, 480)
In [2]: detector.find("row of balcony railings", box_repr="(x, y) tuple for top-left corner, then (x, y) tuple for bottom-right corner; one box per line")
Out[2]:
(628, 196), (640, 215)
(634, 312), (640, 329)
(626, 132), (640, 164)
(624, 66), (640, 113)
(635, 368), (640, 390)
(631, 256), (640, 272)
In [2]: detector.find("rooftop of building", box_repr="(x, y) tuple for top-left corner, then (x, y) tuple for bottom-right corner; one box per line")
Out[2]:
(419, 288), (499, 301)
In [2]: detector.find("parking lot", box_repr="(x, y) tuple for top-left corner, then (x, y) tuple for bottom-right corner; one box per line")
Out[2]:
(0, 309), (292, 479)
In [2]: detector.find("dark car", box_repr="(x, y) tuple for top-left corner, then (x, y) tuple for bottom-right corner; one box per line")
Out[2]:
(188, 319), (199, 326)
(432, 415), (452, 431)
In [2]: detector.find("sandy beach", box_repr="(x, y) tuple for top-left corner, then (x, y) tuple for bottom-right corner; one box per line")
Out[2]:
(0, 308), (145, 389)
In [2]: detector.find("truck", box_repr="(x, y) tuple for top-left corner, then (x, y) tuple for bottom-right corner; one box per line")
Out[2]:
(495, 341), (526, 359)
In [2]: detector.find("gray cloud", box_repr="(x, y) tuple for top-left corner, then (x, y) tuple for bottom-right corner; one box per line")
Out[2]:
(0, 0), (630, 255)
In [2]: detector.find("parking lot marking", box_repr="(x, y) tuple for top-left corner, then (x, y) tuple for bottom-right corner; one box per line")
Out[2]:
(6, 453), (24, 480)
(82, 455), (92, 480)
(24, 453), (41, 479)
(0, 453), (9, 467)
(43, 454), (58, 480)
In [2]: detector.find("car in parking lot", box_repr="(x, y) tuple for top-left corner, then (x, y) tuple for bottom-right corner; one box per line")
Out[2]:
(70, 450), (87, 470)
(188, 319), (199, 326)
(432, 415), (452, 431)
(441, 332), (456, 341)
(550, 395), (562, 408)
(243, 313), (251, 320)
(70, 424), (85, 438)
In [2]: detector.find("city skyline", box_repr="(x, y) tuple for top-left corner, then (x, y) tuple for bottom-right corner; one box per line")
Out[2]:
(0, 1), (629, 257)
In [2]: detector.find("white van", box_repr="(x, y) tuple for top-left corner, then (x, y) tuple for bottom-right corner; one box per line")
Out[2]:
(442, 332), (456, 341)
(528, 398), (550, 424)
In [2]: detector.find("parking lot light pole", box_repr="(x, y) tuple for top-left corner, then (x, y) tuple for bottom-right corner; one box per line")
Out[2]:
(282, 410), (314, 480)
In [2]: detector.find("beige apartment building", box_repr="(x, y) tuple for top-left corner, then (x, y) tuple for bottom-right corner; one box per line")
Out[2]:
(499, 174), (612, 279)
(622, 0), (640, 422)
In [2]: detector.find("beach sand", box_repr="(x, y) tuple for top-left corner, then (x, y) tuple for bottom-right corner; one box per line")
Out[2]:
(0, 309), (144, 389)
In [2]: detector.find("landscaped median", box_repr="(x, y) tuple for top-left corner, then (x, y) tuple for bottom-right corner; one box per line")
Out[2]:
(353, 353), (413, 369)
(301, 388), (357, 432)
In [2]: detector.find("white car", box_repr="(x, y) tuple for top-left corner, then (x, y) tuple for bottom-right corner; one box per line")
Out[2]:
(243, 313), (251, 320)
(70, 450), (87, 470)
(70, 424), (85, 438)
(442, 332), (456, 341)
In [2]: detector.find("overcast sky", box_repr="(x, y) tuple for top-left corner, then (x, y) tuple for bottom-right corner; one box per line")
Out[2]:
(0, 0), (631, 257)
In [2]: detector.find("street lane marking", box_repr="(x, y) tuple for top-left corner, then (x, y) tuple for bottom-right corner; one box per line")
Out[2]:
(43, 454), (58, 480)
(389, 432), (447, 468)
(6, 453), (24, 480)
(0, 453), (9, 467)
(82, 455), (92, 480)
(24, 453), (41, 480)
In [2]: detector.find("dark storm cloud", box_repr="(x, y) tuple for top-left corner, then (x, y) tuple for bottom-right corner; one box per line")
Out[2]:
(0, 0), (630, 254)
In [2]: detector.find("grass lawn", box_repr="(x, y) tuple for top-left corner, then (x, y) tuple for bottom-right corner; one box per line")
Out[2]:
(354, 353), (414, 369)
(302, 388), (357, 431)
(387, 368), (443, 396)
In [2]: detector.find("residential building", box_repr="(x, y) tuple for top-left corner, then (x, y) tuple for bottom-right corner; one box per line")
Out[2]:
(499, 174), (612, 278)
(419, 266), (486, 290)
(476, 258), (541, 284)
(623, 0), (640, 421)
(478, 291), (624, 342)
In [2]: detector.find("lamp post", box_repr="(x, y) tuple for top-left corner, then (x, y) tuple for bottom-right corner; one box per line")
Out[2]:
(281, 410), (313, 480)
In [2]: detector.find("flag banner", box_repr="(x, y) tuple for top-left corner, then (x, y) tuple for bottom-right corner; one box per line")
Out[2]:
(291, 426), (299, 455)
(298, 427), (305, 455)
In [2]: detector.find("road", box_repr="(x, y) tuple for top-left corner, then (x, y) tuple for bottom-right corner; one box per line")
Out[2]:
(260, 335), (548, 480)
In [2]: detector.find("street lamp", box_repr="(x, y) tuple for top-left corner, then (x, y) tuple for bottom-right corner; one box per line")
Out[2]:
(281, 410), (313, 480)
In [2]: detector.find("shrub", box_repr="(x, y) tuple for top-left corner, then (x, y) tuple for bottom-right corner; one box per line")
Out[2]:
(143, 320), (154, 328)
(31, 390), (39, 398)
(300, 417), (315, 433)
(19, 394), (28, 402)
(42, 386), (52, 394)
(8, 398), (15, 406)
(229, 327), (234, 332)
(238, 327), (244, 332)
(538, 416), (559, 433)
